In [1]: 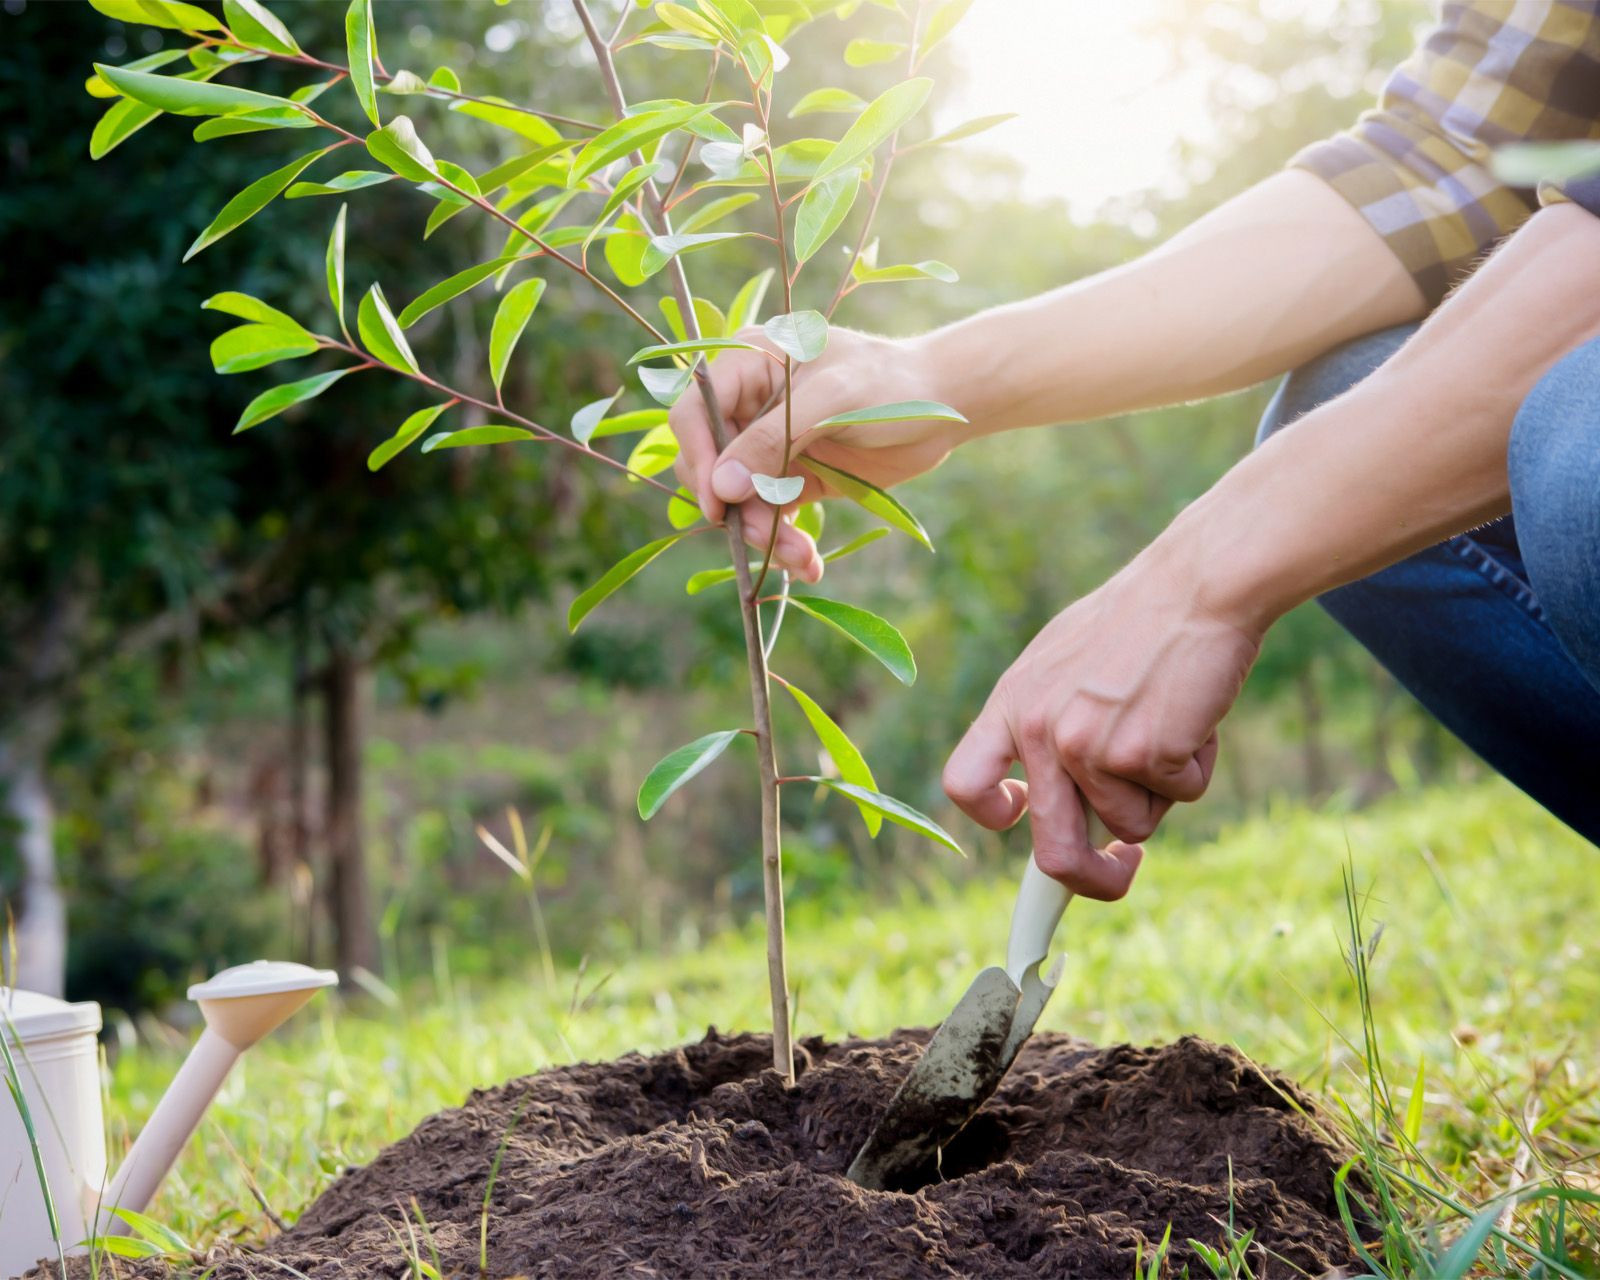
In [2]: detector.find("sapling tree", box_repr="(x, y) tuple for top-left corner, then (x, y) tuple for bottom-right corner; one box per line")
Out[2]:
(80, 0), (1003, 1081)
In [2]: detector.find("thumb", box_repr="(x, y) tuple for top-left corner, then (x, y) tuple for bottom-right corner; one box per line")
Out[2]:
(712, 401), (796, 505)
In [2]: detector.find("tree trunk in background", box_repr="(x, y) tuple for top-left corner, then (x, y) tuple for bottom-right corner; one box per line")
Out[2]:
(0, 730), (65, 995)
(323, 644), (377, 979)
(1296, 667), (1329, 798)
(289, 608), (316, 963)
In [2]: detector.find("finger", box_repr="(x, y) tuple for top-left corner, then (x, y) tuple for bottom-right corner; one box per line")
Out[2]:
(712, 375), (835, 506)
(733, 501), (822, 583)
(1073, 765), (1172, 845)
(671, 347), (781, 521)
(1021, 750), (1143, 901)
(943, 709), (1028, 830)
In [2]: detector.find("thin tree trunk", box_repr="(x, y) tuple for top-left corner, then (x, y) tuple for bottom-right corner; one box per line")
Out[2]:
(1296, 667), (1329, 798)
(289, 606), (315, 963)
(323, 644), (377, 979)
(0, 733), (65, 995)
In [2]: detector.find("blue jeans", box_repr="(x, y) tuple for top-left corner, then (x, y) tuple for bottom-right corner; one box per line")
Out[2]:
(1256, 326), (1600, 844)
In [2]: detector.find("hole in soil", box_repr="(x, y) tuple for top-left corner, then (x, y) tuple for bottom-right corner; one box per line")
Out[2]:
(878, 1112), (1012, 1193)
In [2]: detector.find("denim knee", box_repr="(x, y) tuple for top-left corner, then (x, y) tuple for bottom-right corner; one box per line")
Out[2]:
(1254, 322), (1421, 449)
(1508, 335), (1600, 687)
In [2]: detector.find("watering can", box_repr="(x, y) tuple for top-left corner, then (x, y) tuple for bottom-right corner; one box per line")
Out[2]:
(1, 960), (336, 1279)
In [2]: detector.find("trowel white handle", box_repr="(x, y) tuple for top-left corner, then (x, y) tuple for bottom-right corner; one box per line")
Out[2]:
(1005, 856), (1072, 985)
(100, 1027), (240, 1230)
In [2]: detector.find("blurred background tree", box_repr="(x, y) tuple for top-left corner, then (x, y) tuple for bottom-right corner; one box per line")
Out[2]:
(1, 0), (1461, 1016)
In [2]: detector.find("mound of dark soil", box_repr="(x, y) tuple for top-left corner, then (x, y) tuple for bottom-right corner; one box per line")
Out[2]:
(50, 1031), (1364, 1279)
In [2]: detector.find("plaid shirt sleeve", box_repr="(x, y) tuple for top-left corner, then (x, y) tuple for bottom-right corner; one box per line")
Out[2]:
(1292, 1), (1600, 305)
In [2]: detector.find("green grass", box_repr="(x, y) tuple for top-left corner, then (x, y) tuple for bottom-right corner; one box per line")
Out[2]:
(106, 778), (1600, 1274)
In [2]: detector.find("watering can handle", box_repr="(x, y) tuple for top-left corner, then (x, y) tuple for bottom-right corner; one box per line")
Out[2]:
(1004, 806), (1110, 984)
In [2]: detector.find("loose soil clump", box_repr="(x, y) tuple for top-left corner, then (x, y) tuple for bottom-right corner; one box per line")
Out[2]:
(47, 1031), (1363, 1278)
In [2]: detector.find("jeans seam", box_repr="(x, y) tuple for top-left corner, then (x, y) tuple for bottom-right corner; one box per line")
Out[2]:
(1444, 534), (1545, 622)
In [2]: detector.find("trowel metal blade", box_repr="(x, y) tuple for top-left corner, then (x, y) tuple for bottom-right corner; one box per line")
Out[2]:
(845, 965), (1021, 1192)
(997, 953), (1065, 1075)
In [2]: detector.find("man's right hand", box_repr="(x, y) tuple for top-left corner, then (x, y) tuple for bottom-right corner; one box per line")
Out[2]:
(668, 325), (970, 581)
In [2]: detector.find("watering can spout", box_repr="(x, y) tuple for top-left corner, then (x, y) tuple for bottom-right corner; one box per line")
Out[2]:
(97, 961), (337, 1230)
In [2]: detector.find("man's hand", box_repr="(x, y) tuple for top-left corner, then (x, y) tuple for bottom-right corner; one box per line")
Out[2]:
(668, 326), (970, 580)
(942, 547), (1261, 897)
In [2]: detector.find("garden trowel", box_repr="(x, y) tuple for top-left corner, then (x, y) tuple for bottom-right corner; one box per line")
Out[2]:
(846, 853), (1071, 1191)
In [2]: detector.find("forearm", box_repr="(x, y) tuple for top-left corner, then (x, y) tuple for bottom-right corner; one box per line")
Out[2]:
(1167, 203), (1600, 634)
(911, 170), (1426, 436)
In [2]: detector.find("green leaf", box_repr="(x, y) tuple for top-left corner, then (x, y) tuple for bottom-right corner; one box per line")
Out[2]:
(584, 159), (666, 254)
(569, 101), (723, 185)
(655, 2), (723, 40)
(357, 284), (419, 374)
(625, 422), (679, 477)
(451, 98), (563, 146)
(86, 48), (188, 97)
(210, 323), (319, 374)
(762, 310), (828, 362)
(94, 62), (297, 117)
(570, 389), (622, 445)
(781, 682), (879, 834)
(90, 96), (163, 160)
(752, 473), (804, 504)
(380, 69), (429, 96)
(488, 277), (547, 390)
(801, 456), (932, 550)
(667, 486), (700, 528)
(345, 0), (379, 127)
(726, 268), (773, 332)
(588, 407), (666, 439)
(675, 192), (759, 234)
(809, 779), (962, 853)
(367, 115), (439, 183)
(234, 367), (354, 433)
(910, 112), (1017, 150)
(823, 527), (888, 563)
(638, 364), (694, 406)
(326, 203), (347, 328)
(1430, 1205), (1502, 1280)
(605, 228), (650, 287)
(685, 566), (736, 595)
(627, 337), (759, 365)
(569, 532), (688, 631)
(659, 296), (727, 342)
(398, 257), (519, 328)
(788, 595), (915, 684)
(184, 144), (334, 260)
(420, 425), (536, 453)
(88, 0), (223, 31)
(789, 87), (866, 118)
(1403, 1058), (1426, 1146)
(223, 0), (300, 54)
(368, 400), (452, 470)
(637, 730), (742, 819)
(286, 170), (396, 198)
(793, 166), (859, 264)
(916, 0), (973, 60)
(812, 77), (931, 183)
(795, 500), (823, 540)
(844, 38), (905, 66)
(201, 291), (309, 335)
(428, 65), (460, 92)
(192, 106), (315, 140)
(109, 1207), (192, 1255)
(640, 231), (751, 277)
(813, 399), (966, 430)
(852, 258), (958, 285)
(85, 1236), (167, 1260)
